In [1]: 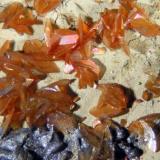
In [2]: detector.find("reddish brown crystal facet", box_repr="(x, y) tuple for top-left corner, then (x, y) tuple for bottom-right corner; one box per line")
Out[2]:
(34, 0), (60, 14)
(0, 3), (42, 35)
(0, 40), (80, 132)
(44, 19), (101, 88)
(90, 83), (129, 118)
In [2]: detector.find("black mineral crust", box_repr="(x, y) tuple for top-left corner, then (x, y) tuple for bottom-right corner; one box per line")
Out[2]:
(0, 123), (143, 160)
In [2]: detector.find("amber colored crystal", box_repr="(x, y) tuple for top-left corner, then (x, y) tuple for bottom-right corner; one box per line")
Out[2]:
(98, 0), (160, 53)
(143, 75), (160, 99)
(26, 79), (79, 126)
(100, 9), (130, 54)
(129, 19), (160, 36)
(34, 0), (60, 14)
(44, 20), (79, 59)
(120, 0), (160, 36)
(44, 18), (96, 60)
(0, 41), (14, 56)
(0, 40), (80, 132)
(23, 40), (52, 61)
(142, 90), (153, 101)
(72, 59), (100, 88)
(0, 3), (42, 35)
(101, 10), (124, 49)
(78, 17), (95, 45)
(90, 83), (129, 118)
(49, 29), (79, 59)
(0, 77), (78, 131)
(44, 19), (101, 88)
(47, 112), (81, 133)
(45, 18), (96, 58)
(128, 113), (160, 152)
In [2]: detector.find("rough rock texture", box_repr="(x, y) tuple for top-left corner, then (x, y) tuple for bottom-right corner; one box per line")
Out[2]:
(0, 123), (143, 160)
(0, 126), (98, 160)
